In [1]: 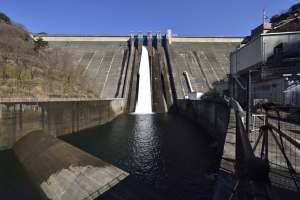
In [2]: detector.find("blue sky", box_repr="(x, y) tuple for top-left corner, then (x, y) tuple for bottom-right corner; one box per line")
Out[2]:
(1, 0), (299, 36)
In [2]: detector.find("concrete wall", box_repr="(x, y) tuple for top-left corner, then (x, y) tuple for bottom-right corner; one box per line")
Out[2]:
(12, 130), (175, 200)
(35, 34), (246, 43)
(230, 37), (262, 74)
(177, 99), (230, 153)
(172, 35), (246, 43)
(34, 34), (130, 41)
(0, 99), (124, 150)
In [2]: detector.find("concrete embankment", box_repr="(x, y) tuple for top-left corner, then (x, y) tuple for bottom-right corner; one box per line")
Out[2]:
(12, 130), (176, 200)
(177, 99), (230, 152)
(0, 98), (124, 150)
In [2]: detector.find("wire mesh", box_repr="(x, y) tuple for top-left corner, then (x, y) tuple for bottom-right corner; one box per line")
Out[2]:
(250, 68), (300, 193)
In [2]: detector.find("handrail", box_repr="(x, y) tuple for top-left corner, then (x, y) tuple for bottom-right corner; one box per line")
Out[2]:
(235, 110), (272, 200)
(236, 110), (255, 158)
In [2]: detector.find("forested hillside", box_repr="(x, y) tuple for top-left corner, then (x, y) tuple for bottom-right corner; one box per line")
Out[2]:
(0, 13), (98, 98)
(269, 2), (300, 33)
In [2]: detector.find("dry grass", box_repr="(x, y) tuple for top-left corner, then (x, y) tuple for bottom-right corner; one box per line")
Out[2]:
(0, 78), (100, 98)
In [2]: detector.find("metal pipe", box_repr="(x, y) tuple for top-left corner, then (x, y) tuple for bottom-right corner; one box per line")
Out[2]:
(183, 71), (193, 92)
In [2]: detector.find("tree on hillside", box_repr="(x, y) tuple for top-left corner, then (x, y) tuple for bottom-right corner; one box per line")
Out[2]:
(34, 37), (48, 57)
(0, 13), (11, 24)
(270, 14), (280, 23)
(57, 50), (70, 95)
(291, 3), (300, 13)
(34, 37), (48, 50)
(0, 38), (11, 79)
(19, 32), (30, 41)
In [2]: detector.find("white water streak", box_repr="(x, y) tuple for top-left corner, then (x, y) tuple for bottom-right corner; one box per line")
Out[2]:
(135, 46), (152, 114)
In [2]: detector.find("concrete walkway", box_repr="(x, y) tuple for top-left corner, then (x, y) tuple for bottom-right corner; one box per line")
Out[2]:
(212, 110), (236, 200)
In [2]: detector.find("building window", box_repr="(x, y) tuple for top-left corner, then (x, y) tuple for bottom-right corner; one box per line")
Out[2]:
(262, 85), (270, 90)
(254, 86), (261, 91)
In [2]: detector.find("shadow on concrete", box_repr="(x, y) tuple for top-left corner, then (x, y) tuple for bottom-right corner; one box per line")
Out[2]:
(289, 130), (300, 134)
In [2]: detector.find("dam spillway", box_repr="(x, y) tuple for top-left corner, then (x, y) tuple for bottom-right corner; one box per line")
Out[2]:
(135, 46), (152, 114)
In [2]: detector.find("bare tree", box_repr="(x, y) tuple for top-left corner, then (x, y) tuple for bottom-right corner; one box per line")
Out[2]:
(0, 22), (97, 98)
(57, 50), (73, 96)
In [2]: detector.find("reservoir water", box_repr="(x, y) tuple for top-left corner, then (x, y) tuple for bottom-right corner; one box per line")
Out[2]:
(0, 150), (42, 199)
(59, 113), (221, 199)
(0, 113), (221, 200)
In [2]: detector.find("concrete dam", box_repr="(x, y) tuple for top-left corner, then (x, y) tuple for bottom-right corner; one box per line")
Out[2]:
(38, 30), (246, 113)
(0, 30), (248, 200)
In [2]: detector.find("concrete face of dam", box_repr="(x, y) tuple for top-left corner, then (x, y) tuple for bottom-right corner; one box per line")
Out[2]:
(48, 41), (129, 98)
(166, 41), (240, 98)
(37, 33), (246, 113)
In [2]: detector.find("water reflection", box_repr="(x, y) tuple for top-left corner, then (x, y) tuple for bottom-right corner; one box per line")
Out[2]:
(60, 114), (221, 200)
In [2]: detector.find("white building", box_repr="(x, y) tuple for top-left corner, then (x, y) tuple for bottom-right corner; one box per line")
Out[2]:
(229, 28), (300, 104)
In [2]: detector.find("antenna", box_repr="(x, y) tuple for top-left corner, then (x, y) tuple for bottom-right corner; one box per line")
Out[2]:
(263, 7), (268, 23)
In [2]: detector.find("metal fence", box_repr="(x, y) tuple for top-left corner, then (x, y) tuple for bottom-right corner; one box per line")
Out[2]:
(237, 69), (300, 199)
(250, 105), (300, 195)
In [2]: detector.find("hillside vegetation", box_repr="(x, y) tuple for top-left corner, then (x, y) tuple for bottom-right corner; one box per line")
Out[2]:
(0, 13), (98, 98)
(269, 2), (300, 33)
